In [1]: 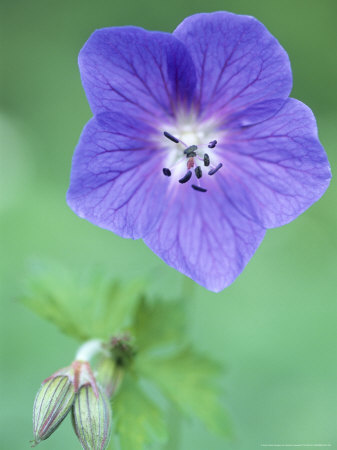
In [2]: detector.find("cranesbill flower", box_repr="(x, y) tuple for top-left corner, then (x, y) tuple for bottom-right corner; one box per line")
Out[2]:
(67, 12), (331, 292)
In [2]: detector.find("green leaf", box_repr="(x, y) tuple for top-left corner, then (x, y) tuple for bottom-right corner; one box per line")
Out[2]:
(137, 347), (232, 438)
(113, 374), (168, 450)
(131, 298), (186, 352)
(21, 263), (144, 341)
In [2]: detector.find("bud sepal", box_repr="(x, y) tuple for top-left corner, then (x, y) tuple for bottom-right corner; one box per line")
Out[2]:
(72, 383), (112, 450)
(32, 360), (102, 447)
(32, 375), (75, 446)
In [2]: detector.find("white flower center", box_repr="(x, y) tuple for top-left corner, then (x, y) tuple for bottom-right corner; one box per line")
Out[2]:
(156, 117), (224, 193)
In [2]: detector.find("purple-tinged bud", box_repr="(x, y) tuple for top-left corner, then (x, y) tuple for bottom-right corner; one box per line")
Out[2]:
(31, 358), (101, 447)
(72, 384), (112, 450)
(32, 375), (75, 446)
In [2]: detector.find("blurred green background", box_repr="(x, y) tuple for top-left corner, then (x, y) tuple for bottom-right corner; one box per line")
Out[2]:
(1, 0), (336, 448)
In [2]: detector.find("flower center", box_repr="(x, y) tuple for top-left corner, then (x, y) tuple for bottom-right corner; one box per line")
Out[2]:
(161, 129), (222, 193)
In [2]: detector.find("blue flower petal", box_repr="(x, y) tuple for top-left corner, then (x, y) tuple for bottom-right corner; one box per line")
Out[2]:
(79, 26), (197, 120)
(143, 182), (266, 292)
(143, 99), (331, 292)
(174, 12), (292, 126)
(67, 112), (168, 239)
(218, 98), (331, 228)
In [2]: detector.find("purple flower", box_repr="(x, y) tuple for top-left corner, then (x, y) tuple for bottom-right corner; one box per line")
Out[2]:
(67, 12), (331, 292)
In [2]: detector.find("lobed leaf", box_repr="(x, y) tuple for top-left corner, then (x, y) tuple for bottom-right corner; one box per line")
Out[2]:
(113, 374), (168, 450)
(131, 298), (186, 352)
(137, 346), (232, 438)
(21, 264), (143, 341)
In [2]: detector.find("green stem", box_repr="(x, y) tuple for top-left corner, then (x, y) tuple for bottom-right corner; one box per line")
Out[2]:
(75, 339), (108, 362)
(164, 276), (196, 450)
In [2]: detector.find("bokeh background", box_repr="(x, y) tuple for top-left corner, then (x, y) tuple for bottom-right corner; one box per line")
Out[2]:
(1, 0), (336, 448)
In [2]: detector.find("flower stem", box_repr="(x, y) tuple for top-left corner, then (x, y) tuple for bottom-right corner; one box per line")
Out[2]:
(75, 339), (107, 362)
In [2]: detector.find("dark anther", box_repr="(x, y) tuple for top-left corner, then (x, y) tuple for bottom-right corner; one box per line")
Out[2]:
(164, 131), (179, 143)
(208, 163), (223, 176)
(184, 145), (198, 154)
(163, 168), (171, 177)
(208, 140), (217, 149)
(195, 166), (202, 179)
(192, 184), (207, 192)
(203, 153), (210, 166)
(186, 151), (197, 158)
(179, 170), (192, 184)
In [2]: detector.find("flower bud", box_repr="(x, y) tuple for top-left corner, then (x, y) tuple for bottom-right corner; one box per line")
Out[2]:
(32, 375), (75, 446)
(95, 357), (115, 398)
(72, 384), (112, 450)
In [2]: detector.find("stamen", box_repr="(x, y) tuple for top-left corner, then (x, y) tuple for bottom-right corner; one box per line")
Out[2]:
(179, 170), (192, 184)
(195, 166), (202, 179)
(186, 151), (197, 158)
(162, 168), (171, 177)
(191, 185), (207, 192)
(208, 163), (223, 176)
(184, 145), (198, 155)
(164, 131), (179, 143)
(208, 140), (217, 149)
(162, 131), (220, 188)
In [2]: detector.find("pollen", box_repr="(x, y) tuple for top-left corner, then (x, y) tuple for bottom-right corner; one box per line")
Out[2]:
(161, 129), (222, 192)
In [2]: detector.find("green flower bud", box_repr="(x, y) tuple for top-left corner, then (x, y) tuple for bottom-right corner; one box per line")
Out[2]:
(32, 375), (75, 446)
(95, 357), (116, 398)
(72, 384), (112, 450)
